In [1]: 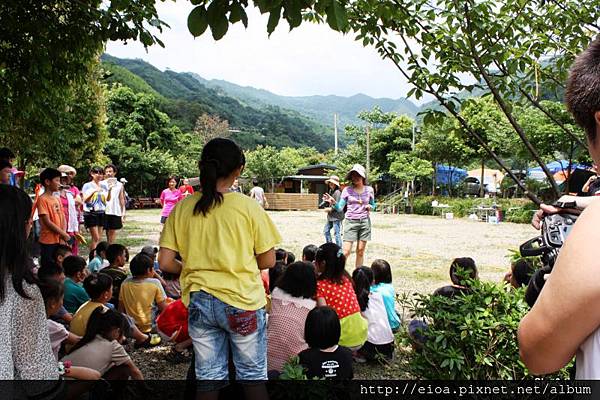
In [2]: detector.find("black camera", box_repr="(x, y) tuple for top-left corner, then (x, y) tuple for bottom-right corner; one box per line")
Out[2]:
(520, 212), (578, 307)
(319, 194), (330, 209)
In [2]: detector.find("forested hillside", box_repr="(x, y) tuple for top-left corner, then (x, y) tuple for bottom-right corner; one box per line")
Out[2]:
(101, 54), (333, 150)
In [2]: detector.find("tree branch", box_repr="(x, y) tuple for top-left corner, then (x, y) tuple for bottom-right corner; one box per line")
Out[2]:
(461, 0), (560, 198)
(382, 33), (541, 204)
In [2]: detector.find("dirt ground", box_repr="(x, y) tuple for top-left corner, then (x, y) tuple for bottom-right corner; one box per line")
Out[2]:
(121, 208), (537, 379)
(124, 208), (535, 295)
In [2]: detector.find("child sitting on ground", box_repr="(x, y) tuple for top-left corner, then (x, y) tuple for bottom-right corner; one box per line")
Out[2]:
(52, 244), (72, 268)
(504, 259), (533, 289)
(352, 266), (394, 362)
(38, 279), (101, 381)
(38, 279), (81, 360)
(298, 306), (353, 379)
(37, 262), (73, 325)
(63, 255), (90, 314)
(370, 259), (401, 332)
(88, 241), (109, 273)
(64, 308), (144, 380)
(302, 244), (318, 263)
(119, 253), (168, 334)
(101, 244), (129, 307)
(140, 245), (169, 289)
(286, 251), (296, 264)
(434, 257), (478, 298)
(267, 261), (317, 373)
(156, 298), (192, 363)
(314, 243), (367, 350)
(71, 273), (160, 348)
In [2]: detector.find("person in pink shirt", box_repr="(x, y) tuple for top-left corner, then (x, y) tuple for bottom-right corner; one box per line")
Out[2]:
(160, 176), (183, 224)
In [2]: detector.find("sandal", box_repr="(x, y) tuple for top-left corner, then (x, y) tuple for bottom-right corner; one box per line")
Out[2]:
(165, 348), (191, 364)
(134, 333), (161, 349)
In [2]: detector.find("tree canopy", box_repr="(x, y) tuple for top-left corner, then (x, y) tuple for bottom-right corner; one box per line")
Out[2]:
(185, 0), (600, 202)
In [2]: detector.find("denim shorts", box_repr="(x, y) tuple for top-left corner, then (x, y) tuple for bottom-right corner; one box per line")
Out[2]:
(188, 291), (267, 391)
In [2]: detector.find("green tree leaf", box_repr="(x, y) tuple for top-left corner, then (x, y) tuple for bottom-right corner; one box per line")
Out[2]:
(188, 6), (209, 37)
(325, 0), (348, 31)
(267, 6), (282, 35)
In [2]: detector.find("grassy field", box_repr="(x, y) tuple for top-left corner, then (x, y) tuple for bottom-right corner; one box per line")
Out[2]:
(112, 209), (536, 379)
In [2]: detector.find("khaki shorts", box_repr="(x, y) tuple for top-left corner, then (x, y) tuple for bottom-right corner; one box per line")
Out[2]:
(343, 218), (371, 242)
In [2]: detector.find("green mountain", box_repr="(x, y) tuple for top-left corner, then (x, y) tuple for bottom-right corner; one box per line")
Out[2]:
(190, 73), (419, 126)
(101, 54), (333, 150)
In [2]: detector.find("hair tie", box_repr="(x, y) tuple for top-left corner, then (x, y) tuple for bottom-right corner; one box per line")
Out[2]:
(337, 249), (343, 258)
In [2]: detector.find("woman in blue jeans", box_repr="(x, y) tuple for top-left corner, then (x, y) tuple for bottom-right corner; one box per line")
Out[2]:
(322, 175), (344, 247)
(159, 138), (281, 400)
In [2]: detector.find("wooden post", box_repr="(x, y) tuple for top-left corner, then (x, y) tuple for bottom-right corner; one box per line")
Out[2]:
(334, 113), (338, 155)
(366, 125), (370, 177)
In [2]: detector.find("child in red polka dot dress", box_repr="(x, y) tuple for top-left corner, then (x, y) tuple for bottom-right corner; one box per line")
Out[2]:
(315, 243), (367, 350)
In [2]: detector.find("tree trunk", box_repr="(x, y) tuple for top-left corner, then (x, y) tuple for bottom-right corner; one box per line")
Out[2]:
(463, 6), (560, 198)
(432, 162), (437, 196)
(480, 159), (485, 197)
(380, 39), (542, 205)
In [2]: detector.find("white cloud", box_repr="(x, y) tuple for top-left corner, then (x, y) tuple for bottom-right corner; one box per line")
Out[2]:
(106, 1), (425, 102)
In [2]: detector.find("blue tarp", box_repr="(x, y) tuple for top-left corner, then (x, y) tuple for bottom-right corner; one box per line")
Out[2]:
(436, 164), (467, 185)
(527, 160), (589, 180)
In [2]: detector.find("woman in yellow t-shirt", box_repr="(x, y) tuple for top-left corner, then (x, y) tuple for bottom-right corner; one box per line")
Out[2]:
(158, 138), (281, 398)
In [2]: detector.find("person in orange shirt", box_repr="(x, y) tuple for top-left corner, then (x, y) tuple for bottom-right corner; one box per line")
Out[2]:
(38, 168), (70, 268)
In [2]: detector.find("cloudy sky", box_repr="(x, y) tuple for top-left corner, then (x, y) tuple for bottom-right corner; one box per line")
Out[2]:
(105, 1), (423, 102)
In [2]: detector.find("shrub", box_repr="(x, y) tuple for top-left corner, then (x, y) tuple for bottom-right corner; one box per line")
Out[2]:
(401, 196), (538, 223)
(398, 280), (570, 379)
(412, 196), (435, 215)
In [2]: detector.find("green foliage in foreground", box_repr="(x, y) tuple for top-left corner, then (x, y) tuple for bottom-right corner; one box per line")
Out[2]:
(398, 281), (570, 379)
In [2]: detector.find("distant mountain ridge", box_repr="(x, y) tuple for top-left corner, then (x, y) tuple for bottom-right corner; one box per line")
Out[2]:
(189, 73), (419, 126)
(101, 54), (334, 150)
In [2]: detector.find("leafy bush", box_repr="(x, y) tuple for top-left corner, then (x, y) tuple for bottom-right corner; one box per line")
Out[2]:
(412, 196), (434, 215)
(279, 356), (308, 380)
(400, 196), (537, 223)
(398, 280), (569, 379)
(503, 202), (538, 224)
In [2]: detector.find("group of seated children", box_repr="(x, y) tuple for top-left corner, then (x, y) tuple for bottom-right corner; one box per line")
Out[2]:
(36, 239), (400, 382)
(265, 243), (400, 379)
(34, 241), (188, 383)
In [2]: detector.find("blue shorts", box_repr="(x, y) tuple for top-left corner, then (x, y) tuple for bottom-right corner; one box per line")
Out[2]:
(188, 291), (267, 391)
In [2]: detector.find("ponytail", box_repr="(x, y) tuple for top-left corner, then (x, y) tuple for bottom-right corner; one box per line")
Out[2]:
(352, 266), (373, 311)
(193, 138), (245, 216)
(315, 243), (348, 284)
(194, 159), (222, 216)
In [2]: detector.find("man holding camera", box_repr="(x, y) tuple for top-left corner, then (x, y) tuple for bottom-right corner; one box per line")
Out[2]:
(518, 38), (600, 378)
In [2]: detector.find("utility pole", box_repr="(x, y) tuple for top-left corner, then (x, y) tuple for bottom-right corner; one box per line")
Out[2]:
(366, 125), (371, 177)
(334, 113), (338, 155)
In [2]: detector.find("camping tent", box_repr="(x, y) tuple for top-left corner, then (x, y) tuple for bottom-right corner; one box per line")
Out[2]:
(436, 165), (467, 185)
(467, 168), (504, 189)
(527, 160), (589, 181)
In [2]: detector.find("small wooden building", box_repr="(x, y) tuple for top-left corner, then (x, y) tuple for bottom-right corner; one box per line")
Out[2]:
(282, 163), (337, 195)
(266, 163), (337, 211)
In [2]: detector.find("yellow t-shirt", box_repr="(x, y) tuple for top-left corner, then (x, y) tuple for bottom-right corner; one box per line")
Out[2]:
(119, 278), (166, 333)
(159, 192), (282, 310)
(70, 301), (106, 337)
